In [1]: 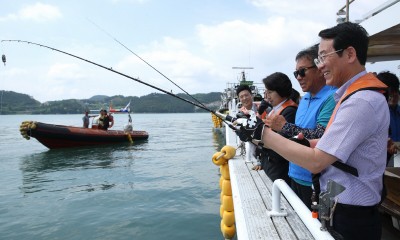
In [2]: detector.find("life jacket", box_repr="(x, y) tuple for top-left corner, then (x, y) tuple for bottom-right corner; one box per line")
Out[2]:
(312, 73), (388, 203)
(260, 99), (297, 124)
(269, 99), (298, 117)
(260, 111), (267, 120)
(254, 101), (268, 119)
(326, 73), (387, 131)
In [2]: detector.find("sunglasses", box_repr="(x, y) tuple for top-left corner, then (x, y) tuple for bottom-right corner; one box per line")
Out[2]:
(293, 66), (316, 78)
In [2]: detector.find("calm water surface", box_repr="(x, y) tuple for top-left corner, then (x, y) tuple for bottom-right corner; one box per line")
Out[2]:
(0, 113), (226, 240)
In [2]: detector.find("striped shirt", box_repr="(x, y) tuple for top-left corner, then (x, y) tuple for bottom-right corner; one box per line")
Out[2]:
(316, 71), (389, 206)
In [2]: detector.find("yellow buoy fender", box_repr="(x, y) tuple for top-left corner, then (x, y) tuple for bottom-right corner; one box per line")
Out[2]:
(19, 121), (36, 140)
(221, 220), (236, 239)
(220, 205), (224, 218)
(220, 145), (236, 160)
(219, 175), (224, 189)
(222, 195), (234, 212)
(220, 163), (230, 180)
(126, 133), (133, 143)
(222, 210), (235, 226)
(212, 151), (228, 166)
(29, 122), (37, 129)
(222, 179), (232, 196)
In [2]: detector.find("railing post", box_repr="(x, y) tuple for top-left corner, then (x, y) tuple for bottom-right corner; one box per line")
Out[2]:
(267, 179), (335, 240)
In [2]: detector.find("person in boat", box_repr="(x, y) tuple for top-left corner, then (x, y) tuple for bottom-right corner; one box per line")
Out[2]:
(108, 112), (114, 128)
(237, 22), (388, 240)
(100, 109), (110, 130)
(254, 72), (298, 184)
(82, 111), (95, 128)
(98, 109), (105, 129)
(264, 44), (336, 209)
(376, 71), (400, 165)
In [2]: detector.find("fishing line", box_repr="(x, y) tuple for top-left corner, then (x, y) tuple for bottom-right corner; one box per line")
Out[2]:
(86, 18), (209, 110)
(1, 39), (236, 129)
(1, 39), (209, 110)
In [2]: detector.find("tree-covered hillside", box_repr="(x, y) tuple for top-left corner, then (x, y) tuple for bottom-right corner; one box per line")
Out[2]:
(0, 90), (222, 114)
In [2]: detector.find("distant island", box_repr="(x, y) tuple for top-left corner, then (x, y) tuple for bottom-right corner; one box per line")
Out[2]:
(0, 90), (222, 114)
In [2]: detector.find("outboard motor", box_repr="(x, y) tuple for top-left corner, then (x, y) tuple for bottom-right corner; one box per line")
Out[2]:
(124, 123), (133, 132)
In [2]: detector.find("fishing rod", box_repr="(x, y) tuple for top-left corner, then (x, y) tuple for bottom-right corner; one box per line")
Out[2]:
(1, 39), (236, 128)
(86, 18), (209, 110)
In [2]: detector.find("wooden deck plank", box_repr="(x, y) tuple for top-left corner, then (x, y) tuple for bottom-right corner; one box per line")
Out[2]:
(246, 164), (299, 240)
(230, 159), (280, 239)
(256, 167), (314, 240)
(229, 157), (315, 240)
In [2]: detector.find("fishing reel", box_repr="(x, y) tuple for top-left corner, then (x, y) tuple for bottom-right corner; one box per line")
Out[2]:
(312, 180), (345, 232)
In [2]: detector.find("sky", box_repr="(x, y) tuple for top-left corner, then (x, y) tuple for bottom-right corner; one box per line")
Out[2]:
(0, 0), (399, 103)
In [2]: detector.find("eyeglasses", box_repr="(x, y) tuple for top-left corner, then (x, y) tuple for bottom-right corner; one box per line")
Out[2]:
(293, 66), (316, 78)
(314, 49), (343, 67)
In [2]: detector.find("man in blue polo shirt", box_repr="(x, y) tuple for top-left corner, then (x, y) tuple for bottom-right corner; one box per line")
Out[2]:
(265, 44), (336, 208)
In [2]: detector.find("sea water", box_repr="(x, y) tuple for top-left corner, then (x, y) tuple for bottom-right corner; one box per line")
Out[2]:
(0, 113), (226, 240)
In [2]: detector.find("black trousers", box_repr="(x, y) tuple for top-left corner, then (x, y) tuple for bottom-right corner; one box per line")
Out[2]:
(290, 179), (312, 210)
(332, 203), (381, 240)
(261, 151), (290, 185)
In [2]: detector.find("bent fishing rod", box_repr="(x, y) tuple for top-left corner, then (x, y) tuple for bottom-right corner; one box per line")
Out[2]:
(1, 39), (236, 126)
(87, 18), (208, 110)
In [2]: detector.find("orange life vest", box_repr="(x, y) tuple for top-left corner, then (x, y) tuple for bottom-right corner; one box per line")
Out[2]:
(261, 99), (297, 124)
(274, 99), (298, 115)
(314, 73), (388, 194)
(325, 73), (387, 132)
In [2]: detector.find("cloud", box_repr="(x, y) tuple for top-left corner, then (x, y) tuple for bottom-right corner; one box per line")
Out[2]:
(110, 0), (148, 4)
(109, 13), (330, 97)
(47, 63), (86, 81)
(112, 36), (214, 96)
(1, 0), (396, 102)
(1, 67), (28, 77)
(193, 16), (326, 91)
(0, 2), (62, 22)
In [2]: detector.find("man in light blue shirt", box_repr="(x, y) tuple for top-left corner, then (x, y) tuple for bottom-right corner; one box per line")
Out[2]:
(266, 44), (336, 208)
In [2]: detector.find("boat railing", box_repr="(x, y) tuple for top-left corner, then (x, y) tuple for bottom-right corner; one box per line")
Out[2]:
(361, 0), (400, 21)
(223, 111), (335, 239)
(268, 179), (334, 240)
